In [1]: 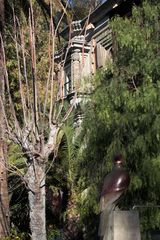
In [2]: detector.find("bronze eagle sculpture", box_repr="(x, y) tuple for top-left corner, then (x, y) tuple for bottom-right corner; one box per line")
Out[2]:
(99, 154), (130, 240)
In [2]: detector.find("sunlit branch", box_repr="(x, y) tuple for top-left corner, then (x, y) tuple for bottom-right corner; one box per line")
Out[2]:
(29, 6), (39, 135)
(13, 11), (27, 126)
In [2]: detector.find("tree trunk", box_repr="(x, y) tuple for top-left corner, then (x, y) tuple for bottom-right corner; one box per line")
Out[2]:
(26, 160), (46, 240)
(0, 141), (10, 236)
(0, 0), (10, 237)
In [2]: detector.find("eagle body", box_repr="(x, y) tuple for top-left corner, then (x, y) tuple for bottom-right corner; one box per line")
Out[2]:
(99, 157), (130, 239)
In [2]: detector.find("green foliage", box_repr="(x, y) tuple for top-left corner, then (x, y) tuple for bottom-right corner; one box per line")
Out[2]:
(2, 227), (29, 240)
(8, 143), (26, 169)
(47, 227), (63, 240)
(74, 1), (160, 239)
(112, 1), (160, 84)
(7, 143), (30, 237)
(60, 120), (82, 185)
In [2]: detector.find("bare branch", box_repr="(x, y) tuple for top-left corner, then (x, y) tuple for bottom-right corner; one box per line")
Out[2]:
(20, 27), (31, 115)
(0, 95), (10, 133)
(61, 92), (77, 123)
(49, 1), (55, 126)
(13, 11), (27, 125)
(0, 96), (21, 146)
(29, 2), (39, 134)
(0, 34), (21, 134)
(43, 16), (53, 123)
(55, 0), (70, 36)
(43, 66), (51, 123)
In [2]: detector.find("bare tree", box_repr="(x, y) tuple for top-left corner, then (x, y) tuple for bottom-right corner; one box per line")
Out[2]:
(0, 1), (73, 239)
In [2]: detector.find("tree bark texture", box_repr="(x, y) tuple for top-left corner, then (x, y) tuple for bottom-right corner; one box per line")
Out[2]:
(0, 0), (10, 237)
(0, 140), (10, 237)
(26, 160), (46, 240)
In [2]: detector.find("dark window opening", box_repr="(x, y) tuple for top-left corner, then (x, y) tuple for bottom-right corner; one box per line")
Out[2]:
(64, 65), (71, 97)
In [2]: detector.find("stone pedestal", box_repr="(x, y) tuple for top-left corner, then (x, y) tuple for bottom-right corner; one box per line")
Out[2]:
(113, 211), (141, 240)
(104, 210), (141, 240)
